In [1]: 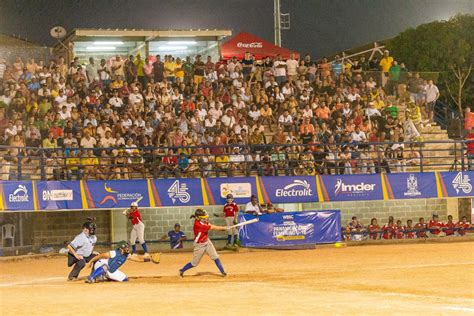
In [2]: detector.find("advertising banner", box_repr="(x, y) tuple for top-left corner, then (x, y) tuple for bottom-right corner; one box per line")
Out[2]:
(83, 180), (149, 208)
(35, 181), (83, 210)
(239, 210), (342, 248)
(205, 177), (257, 205)
(152, 178), (203, 207)
(439, 171), (474, 197)
(321, 174), (383, 201)
(259, 176), (318, 204)
(1, 181), (35, 210)
(386, 173), (438, 199)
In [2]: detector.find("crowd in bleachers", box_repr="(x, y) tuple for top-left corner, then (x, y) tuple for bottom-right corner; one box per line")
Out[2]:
(0, 50), (440, 179)
(345, 214), (471, 241)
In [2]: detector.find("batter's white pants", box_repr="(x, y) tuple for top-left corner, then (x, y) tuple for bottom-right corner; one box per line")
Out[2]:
(94, 259), (128, 282)
(130, 221), (145, 245)
(191, 240), (219, 267)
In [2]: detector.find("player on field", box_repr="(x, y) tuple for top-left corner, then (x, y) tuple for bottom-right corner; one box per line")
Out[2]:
(85, 241), (146, 283)
(66, 219), (97, 281)
(123, 201), (150, 258)
(179, 208), (228, 277)
(222, 194), (239, 247)
(161, 223), (187, 249)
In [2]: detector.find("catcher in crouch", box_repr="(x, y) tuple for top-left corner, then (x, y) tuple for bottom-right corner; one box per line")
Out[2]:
(179, 208), (228, 277)
(85, 241), (160, 283)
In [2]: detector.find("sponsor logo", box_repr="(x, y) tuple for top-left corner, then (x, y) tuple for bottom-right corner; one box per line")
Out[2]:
(237, 41), (263, 48)
(99, 183), (142, 205)
(452, 172), (472, 194)
(168, 180), (191, 204)
(334, 179), (376, 196)
(275, 180), (312, 197)
(9, 184), (29, 203)
(42, 189), (74, 201)
(404, 174), (421, 197)
(220, 183), (252, 199)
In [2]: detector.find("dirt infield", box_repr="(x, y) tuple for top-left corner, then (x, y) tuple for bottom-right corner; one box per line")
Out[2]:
(1, 242), (473, 315)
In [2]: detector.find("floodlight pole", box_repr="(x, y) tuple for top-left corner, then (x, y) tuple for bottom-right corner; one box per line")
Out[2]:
(274, 0), (282, 47)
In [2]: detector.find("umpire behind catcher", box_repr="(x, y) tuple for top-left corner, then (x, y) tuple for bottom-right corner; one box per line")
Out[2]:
(66, 220), (98, 281)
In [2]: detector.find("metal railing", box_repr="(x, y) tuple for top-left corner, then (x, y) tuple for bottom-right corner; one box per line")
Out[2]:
(0, 140), (470, 181)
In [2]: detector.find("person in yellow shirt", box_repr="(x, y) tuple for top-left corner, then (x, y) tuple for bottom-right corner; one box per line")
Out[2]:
(379, 50), (394, 87)
(215, 154), (230, 177)
(134, 54), (145, 87)
(373, 95), (385, 110)
(175, 57), (184, 82)
(260, 103), (274, 131)
(66, 150), (82, 180)
(81, 149), (99, 180)
(164, 56), (177, 83)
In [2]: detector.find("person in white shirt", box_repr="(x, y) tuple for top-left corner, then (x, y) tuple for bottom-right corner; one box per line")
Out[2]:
(233, 96), (246, 110)
(244, 195), (264, 215)
(209, 104), (223, 121)
(80, 132), (97, 148)
(204, 114), (216, 129)
(96, 122), (112, 139)
(54, 90), (67, 107)
(65, 96), (76, 112)
(248, 104), (261, 121)
(365, 103), (381, 119)
(234, 120), (248, 135)
(351, 126), (367, 143)
(196, 104), (208, 120)
(58, 106), (71, 120)
(273, 54), (287, 86)
(278, 110), (293, 132)
(221, 110), (236, 128)
(121, 115), (133, 129)
(128, 87), (144, 105)
(99, 131), (116, 148)
(286, 53), (299, 81)
(109, 90), (123, 109)
(425, 80), (439, 121)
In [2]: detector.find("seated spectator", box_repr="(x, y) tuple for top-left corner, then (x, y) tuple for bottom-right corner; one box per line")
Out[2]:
(456, 216), (471, 236)
(444, 215), (456, 236)
(215, 154), (230, 177)
(161, 223), (187, 249)
(265, 202), (284, 214)
(394, 220), (405, 239)
(81, 149), (99, 180)
(113, 150), (129, 180)
(382, 216), (396, 239)
(128, 149), (146, 178)
(346, 216), (365, 241)
(405, 219), (415, 239)
(244, 195), (264, 215)
(368, 218), (380, 240)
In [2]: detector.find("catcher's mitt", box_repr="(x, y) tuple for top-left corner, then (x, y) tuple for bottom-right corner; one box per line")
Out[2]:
(150, 252), (161, 264)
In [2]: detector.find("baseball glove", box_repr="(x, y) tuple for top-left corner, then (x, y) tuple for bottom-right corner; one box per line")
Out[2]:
(150, 252), (161, 264)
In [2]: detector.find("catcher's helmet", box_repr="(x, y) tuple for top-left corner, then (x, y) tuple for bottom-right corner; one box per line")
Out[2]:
(82, 221), (96, 235)
(194, 208), (209, 220)
(116, 240), (130, 252)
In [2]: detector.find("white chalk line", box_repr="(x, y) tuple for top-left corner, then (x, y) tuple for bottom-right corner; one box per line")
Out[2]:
(444, 306), (474, 312)
(0, 277), (64, 287)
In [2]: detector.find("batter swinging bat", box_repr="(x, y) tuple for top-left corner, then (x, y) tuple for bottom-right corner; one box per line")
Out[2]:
(228, 218), (259, 229)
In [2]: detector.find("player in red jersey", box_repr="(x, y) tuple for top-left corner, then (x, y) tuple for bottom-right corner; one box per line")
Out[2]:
(405, 219), (415, 239)
(394, 220), (405, 239)
(414, 217), (428, 238)
(368, 218), (380, 240)
(444, 215), (456, 236)
(123, 201), (149, 258)
(456, 216), (471, 236)
(428, 214), (444, 236)
(179, 208), (229, 277)
(222, 194), (239, 247)
(382, 216), (396, 239)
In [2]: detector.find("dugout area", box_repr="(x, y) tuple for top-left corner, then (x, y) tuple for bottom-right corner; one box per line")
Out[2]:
(1, 242), (473, 315)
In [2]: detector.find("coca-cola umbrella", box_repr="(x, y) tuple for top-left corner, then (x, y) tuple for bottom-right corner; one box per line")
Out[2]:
(220, 32), (299, 60)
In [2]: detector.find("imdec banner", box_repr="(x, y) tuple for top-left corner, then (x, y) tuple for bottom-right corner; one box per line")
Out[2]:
(239, 210), (342, 248)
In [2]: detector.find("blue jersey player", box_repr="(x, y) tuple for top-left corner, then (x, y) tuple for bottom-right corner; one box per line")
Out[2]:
(161, 223), (187, 249)
(85, 241), (144, 283)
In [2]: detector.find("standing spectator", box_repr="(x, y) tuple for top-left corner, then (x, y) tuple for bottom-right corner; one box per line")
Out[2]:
(286, 53), (299, 82)
(241, 52), (254, 81)
(424, 80), (439, 122)
(161, 223), (187, 249)
(379, 50), (394, 87)
(193, 55), (205, 85)
(111, 55), (125, 79)
(152, 55), (164, 83)
(273, 54), (287, 86)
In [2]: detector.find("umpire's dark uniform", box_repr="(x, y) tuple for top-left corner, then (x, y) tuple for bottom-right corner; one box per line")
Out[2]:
(67, 224), (97, 280)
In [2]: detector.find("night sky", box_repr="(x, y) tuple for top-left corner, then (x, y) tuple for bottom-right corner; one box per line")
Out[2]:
(1, 0), (473, 58)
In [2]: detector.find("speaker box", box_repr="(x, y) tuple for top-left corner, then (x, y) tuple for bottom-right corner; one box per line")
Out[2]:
(447, 118), (462, 139)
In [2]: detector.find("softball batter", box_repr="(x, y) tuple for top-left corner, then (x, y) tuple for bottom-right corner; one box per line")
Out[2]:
(179, 208), (228, 277)
(123, 201), (150, 258)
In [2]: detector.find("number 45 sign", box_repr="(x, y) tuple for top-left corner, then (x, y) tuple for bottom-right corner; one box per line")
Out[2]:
(451, 172), (472, 194)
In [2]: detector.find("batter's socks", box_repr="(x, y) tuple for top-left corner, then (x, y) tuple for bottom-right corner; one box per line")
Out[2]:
(89, 266), (106, 281)
(132, 244), (137, 254)
(233, 235), (238, 245)
(214, 258), (225, 274)
(180, 262), (194, 275)
(227, 235), (232, 245)
(141, 243), (148, 253)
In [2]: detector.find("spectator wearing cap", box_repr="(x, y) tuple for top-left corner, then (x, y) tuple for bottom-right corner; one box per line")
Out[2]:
(161, 223), (187, 249)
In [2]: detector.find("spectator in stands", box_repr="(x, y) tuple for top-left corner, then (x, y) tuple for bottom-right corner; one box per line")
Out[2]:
(346, 216), (365, 241)
(244, 195), (264, 215)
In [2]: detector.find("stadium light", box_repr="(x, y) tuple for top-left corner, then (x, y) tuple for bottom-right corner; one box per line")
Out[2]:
(93, 41), (124, 45)
(157, 46), (188, 50)
(167, 41), (197, 45)
(86, 46), (117, 51)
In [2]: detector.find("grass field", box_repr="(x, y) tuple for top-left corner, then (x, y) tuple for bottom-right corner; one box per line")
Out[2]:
(1, 242), (473, 315)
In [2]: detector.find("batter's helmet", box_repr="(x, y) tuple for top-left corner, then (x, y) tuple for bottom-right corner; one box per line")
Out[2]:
(193, 208), (209, 220)
(131, 202), (138, 207)
(226, 193), (234, 202)
(83, 221), (97, 235)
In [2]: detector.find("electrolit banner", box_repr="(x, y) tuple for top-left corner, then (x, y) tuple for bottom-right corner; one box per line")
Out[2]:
(83, 180), (150, 208)
(239, 210), (342, 248)
(386, 173), (438, 199)
(35, 181), (83, 210)
(152, 179), (203, 207)
(1, 181), (35, 211)
(321, 174), (383, 201)
(439, 171), (474, 197)
(260, 176), (318, 204)
(204, 177), (257, 205)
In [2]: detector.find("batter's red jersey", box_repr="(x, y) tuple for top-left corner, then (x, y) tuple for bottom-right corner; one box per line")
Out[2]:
(129, 209), (142, 225)
(223, 202), (239, 217)
(193, 219), (211, 243)
(444, 221), (456, 236)
(428, 219), (443, 235)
